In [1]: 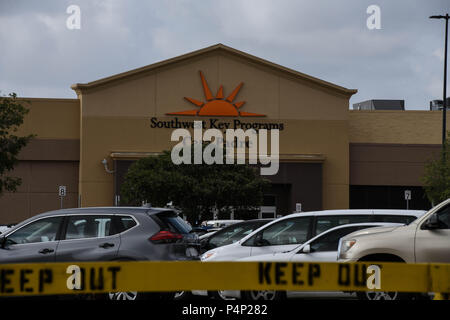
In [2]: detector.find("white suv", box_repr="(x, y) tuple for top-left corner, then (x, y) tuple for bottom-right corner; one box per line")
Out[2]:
(201, 209), (425, 262)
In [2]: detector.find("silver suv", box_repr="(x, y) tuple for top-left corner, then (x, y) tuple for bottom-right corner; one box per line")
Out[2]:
(0, 207), (200, 300)
(0, 207), (199, 264)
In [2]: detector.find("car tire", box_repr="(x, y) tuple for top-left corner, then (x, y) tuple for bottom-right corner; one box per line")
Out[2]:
(208, 291), (236, 300)
(108, 291), (142, 301)
(357, 291), (403, 301)
(242, 290), (286, 301)
(173, 291), (193, 300)
(357, 291), (427, 300)
(107, 291), (175, 301)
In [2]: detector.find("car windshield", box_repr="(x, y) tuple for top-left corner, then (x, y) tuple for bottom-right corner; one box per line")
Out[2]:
(209, 221), (269, 248)
(302, 224), (383, 253)
(243, 217), (312, 247)
(6, 217), (62, 245)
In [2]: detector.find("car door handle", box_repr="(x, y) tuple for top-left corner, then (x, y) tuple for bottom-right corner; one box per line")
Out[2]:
(99, 243), (115, 249)
(38, 248), (54, 254)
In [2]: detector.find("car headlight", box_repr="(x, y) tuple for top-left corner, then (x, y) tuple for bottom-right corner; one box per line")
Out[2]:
(341, 239), (357, 254)
(201, 251), (217, 261)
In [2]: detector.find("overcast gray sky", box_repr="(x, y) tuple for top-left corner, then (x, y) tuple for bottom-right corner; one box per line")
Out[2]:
(0, 0), (449, 109)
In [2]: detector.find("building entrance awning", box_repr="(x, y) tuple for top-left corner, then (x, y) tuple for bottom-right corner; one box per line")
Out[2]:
(110, 152), (325, 163)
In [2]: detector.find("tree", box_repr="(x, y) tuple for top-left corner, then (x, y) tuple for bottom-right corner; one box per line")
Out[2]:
(121, 147), (270, 223)
(422, 132), (450, 206)
(0, 93), (34, 194)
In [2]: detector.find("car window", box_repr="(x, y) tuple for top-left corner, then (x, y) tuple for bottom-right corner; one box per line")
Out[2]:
(244, 217), (311, 246)
(114, 216), (137, 233)
(314, 215), (371, 236)
(309, 226), (362, 252)
(154, 211), (192, 234)
(208, 221), (268, 249)
(65, 216), (113, 240)
(373, 215), (417, 225)
(435, 204), (450, 229)
(7, 217), (62, 245)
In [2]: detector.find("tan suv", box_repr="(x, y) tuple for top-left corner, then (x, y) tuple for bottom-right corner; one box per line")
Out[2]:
(339, 198), (450, 263)
(338, 198), (450, 300)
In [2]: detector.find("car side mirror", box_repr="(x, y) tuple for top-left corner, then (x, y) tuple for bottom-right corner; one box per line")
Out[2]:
(254, 234), (269, 247)
(300, 244), (311, 254)
(254, 233), (262, 246)
(423, 214), (440, 230)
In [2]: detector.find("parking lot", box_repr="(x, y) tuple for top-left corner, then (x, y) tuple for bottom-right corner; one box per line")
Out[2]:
(0, 199), (449, 301)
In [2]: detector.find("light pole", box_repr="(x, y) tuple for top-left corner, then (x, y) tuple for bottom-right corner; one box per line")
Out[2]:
(430, 14), (449, 148)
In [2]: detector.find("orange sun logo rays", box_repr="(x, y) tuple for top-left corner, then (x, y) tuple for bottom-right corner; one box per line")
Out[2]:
(166, 71), (265, 117)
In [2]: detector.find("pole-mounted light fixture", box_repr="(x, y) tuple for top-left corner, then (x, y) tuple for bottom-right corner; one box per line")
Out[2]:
(430, 13), (449, 148)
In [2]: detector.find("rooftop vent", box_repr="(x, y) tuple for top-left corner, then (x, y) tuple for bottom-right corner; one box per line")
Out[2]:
(352, 99), (405, 110)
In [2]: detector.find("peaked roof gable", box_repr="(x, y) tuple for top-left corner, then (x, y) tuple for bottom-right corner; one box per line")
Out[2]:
(71, 43), (357, 97)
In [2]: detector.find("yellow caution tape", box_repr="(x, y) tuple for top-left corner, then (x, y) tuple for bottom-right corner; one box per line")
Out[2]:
(0, 261), (449, 296)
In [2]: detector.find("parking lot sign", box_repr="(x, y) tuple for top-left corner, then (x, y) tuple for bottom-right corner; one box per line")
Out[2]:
(59, 186), (66, 208)
(59, 186), (67, 197)
(404, 190), (411, 210)
(404, 190), (411, 200)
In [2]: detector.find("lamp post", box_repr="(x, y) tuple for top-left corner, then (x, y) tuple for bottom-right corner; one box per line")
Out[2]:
(430, 14), (449, 148)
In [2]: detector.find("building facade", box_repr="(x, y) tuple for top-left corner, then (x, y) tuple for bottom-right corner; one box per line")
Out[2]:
(0, 44), (446, 224)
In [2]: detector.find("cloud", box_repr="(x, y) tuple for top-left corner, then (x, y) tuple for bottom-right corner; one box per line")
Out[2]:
(427, 76), (444, 99)
(0, 0), (448, 109)
(433, 48), (444, 62)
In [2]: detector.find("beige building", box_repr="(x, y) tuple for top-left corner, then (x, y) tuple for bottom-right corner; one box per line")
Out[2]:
(0, 44), (446, 224)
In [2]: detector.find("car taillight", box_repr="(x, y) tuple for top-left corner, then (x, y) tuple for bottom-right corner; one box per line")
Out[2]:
(150, 230), (183, 244)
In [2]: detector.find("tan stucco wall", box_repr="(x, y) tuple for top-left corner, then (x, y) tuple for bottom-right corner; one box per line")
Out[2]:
(77, 51), (351, 210)
(0, 161), (79, 224)
(348, 110), (448, 188)
(0, 98), (80, 223)
(16, 98), (80, 139)
(349, 110), (449, 144)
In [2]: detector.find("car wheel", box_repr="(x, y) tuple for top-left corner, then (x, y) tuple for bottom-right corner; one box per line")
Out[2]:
(358, 291), (399, 300)
(174, 291), (192, 300)
(357, 291), (424, 301)
(108, 291), (175, 301)
(208, 291), (236, 300)
(108, 291), (140, 301)
(243, 290), (286, 301)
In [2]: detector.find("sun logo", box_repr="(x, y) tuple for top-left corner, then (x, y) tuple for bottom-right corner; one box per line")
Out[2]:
(166, 71), (265, 117)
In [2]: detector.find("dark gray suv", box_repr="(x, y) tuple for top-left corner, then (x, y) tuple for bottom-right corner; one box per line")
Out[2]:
(0, 206), (199, 263)
(0, 206), (199, 299)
